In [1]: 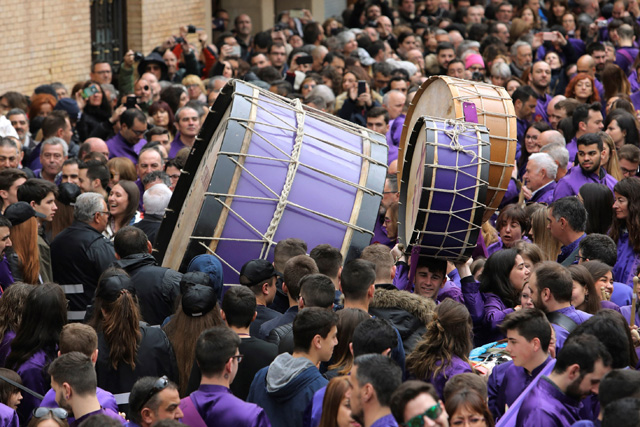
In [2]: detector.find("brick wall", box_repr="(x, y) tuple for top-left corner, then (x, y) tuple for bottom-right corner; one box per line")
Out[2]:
(0, 0), (91, 96)
(128, 0), (209, 57)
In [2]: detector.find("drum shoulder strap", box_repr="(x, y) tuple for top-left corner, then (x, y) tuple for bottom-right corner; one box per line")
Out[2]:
(546, 311), (578, 333)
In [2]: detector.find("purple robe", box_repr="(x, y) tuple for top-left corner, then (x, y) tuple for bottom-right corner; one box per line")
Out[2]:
(168, 133), (190, 159)
(613, 232), (640, 286)
(16, 350), (52, 423)
(0, 403), (17, 427)
(630, 70), (640, 93)
(566, 137), (578, 167)
(386, 114), (405, 165)
(516, 376), (582, 427)
(615, 47), (639, 75)
(620, 304), (640, 327)
(40, 387), (118, 424)
(427, 355), (473, 399)
(553, 165), (617, 201)
(370, 414), (399, 427)
(488, 356), (553, 421)
(516, 118), (528, 161)
(535, 93), (552, 124)
(611, 281), (632, 307)
(106, 133), (143, 165)
(482, 293), (514, 342)
(70, 407), (126, 427)
(182, 384), (270, 427)
(437, 281), (464, 304)
(558, 233), (585, 265)
(487, 236), (531, 257)
(550, 306), (592, 351)
(372, 214), (393, 248)
(0, 256), (14, 290)
(529, 181), (556, 204)
(0, 331), (15, 367)
(631, 91), (640, 111)
(393, 262), (410, 291)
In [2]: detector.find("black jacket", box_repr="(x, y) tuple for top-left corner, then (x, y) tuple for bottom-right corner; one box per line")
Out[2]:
(50, 221), (116, 321)
(267, 322), (294, 354)
(112, 253), (182, 326)
(369, 285), (436, 354)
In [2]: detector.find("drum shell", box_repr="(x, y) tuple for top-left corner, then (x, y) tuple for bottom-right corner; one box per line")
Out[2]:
(399, 76), (516, 223)
(399, 117), (490, 261)
(154, 80), (388, 279)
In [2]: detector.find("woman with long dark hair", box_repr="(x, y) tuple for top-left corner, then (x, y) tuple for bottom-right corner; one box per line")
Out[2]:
(105, 180), (140, 239)
(568, 264), (614, 315)
(163, 272), (224, 395)
(88, 268), (177, 409)
(0, 283), (31, 367)
(611, 178), (640, 285)
(579, 183), (614, 235)
(76, 81), (114, 141)
(406, 299), (474, 399)
(7, 283), (66, 423)
(605, 109), (640, 150)
(326, 308), (370, 379)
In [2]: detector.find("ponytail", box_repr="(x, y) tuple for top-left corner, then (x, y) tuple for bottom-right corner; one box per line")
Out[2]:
(102, 290), (141, 369)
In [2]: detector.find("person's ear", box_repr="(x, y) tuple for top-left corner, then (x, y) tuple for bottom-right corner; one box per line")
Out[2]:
(146, 240), (153, 254)
(0, 190), (8, 201)
(220, 309), (227, 323)
(282, 282), (289, 296)
(252, 311), (257, 322)
(141, 407), (154, 424)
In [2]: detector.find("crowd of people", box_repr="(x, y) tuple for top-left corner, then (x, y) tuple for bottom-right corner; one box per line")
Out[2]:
(1, 0), (640, 426)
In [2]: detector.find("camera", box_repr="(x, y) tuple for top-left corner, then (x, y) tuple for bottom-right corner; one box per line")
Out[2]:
(187, 25), (197, 33)
(133, 52), (144, 62)
(273, 23), (287, 32)
(174, 36), (186, 44)
(471, 71), (484, 82)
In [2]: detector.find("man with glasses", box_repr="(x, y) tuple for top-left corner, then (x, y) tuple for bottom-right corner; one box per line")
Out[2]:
(128, 376), (183, 427)
(618, 144), (640, 178)
(105, 108), (148, 165)
(90, 61), (113, 85)
(390, 381), (449, 427)
(180, 326), (270, 427)
(48, 352), (125, 425)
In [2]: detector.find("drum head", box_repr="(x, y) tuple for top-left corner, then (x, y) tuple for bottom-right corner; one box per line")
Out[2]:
(399, 117), (490, 260)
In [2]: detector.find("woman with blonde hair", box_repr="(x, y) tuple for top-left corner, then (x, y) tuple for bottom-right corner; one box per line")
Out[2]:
(318, 377), (360, 427)
(181, 74), (207, 103)
(529, 204), (561, 261)
(598, 131), (623, 181)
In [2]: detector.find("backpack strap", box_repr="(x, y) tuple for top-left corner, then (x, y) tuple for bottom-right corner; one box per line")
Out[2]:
(546, 311), (578, 333)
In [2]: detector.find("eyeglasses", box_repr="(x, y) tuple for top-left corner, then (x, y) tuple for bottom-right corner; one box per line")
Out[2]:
(33, 408), (68, 420)
(139, 376), (169, 411)
(94, 70), (112, 75)
(574, 255), (588, 262)
(302, 84), (316, 90)
(232, 354), (244, 363)
(621, 167), (638, 175)
(131, 128), (147, 136)
(403, 404), (443, 427)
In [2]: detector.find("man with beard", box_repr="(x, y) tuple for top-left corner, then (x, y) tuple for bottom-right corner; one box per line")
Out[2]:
(49, 352), (126, 425)
(510, 41), (533, 78)
(553, 133), (616, 200)
(528, 61), (552, 123)
(526, 261), (592, 352)
(516, 334), (611, 426)
(373, 174), (399, 248)
(348, 354), (403, 427)
(547, 197), (588, 266)
(512, 86), (539, 161)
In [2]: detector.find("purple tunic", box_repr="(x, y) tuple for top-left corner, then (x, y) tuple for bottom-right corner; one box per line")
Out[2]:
(611, 281), (632, 307)
(386, 114), (405, 165)
(182, 384), (270, 427)
(168, 133), (189, 159)
(0, 331), (15, 367)
(516, 118), (528, 162)
(558, 233), (585, 265)
(427, 355), (473, 399)
(0, 403), (17, 427)
(632, 91), (640, 111)
(106, 133), (143, 165)
(372, 214), (393, 248)
(0, 256), (14, 290)
(393, 262), (410, 292)
(437, 281), (464, 304)
(482, 293), (515, 343)
(529, 181), (556, 204)
(70, 407), (126, 427)
(535, 94), (552, 124)
(516, 376), (582, 426)
(551, 306), (592, 351)
(40, 387), (118, 424)
(370, 413), (399, 427)
(620, 305), (640, 327)
(566, 138), (578, 168)
(16, 350), (52, 423)
(488, 356), (553, 421)
(613, 232), (640, 286)
(553, 165), (617, 201)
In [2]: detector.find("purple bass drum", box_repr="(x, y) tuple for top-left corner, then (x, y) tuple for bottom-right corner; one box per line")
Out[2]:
(154, 80), (388, 281)
(399, 117), (490, 261)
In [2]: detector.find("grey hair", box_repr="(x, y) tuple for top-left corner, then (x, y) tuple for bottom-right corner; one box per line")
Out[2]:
(529, 152), (558, 180)
(142, 170), (171, 187)
(42, 137), (68, 157)
(510, 40), (530, 57)
(74, 192), (105, 223)
(308, 85), (335, 112)
(336, 30), (355, 50)
(491, 62), (511, 79)
(207, 76), (229, 91)
(540, 141), (570, 169)
(143, 183), (172, 216)
(101, 83), (119, 102)
(382, 90), (406, 107)
(457, 41), (480, 58)
(175, 106), (197, 121)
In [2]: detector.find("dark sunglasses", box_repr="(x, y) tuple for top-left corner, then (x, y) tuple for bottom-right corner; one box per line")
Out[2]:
(33, 407), (68, 419)
(139, 376), (169, 411)
(403, 403), (443, 427)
